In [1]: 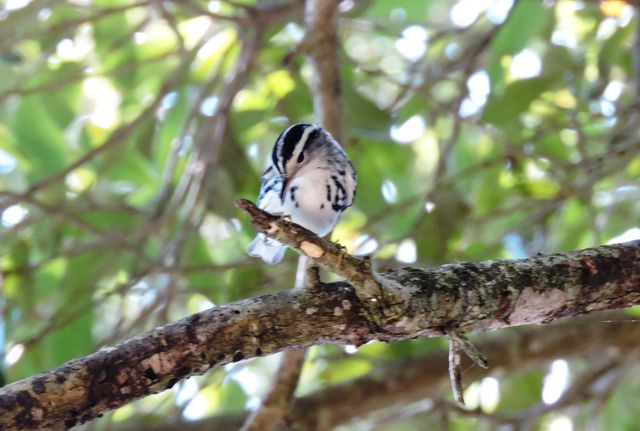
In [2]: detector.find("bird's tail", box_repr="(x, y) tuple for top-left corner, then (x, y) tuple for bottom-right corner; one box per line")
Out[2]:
(246, 233), (286, 265)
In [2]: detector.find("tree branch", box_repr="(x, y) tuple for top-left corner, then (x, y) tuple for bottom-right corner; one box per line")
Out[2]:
(235, 198), (386, 301)
(0, 223), (638, 429)
(634, 3), (640, 99)
(0, 34), (200, 214)
(240, 348), (306, 431)
(240, 258), (311, 431)
(303, 0), (344, 141)
(119, 312), (640, 431)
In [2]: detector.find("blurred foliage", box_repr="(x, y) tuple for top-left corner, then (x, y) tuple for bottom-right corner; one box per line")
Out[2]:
(0, 0), (639, 429)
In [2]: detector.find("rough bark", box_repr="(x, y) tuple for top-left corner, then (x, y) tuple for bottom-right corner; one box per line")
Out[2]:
(120, 312), (640, 431)
(0, 234), (638, 429)
(286, 312), (638, 430)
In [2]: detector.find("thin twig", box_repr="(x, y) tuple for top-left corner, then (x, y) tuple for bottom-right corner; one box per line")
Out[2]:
(448, 333), (465, 406)
(0, 46), (197, 213)
(235, 198), (389, 302)
(240, 328), (307, 430)
(0, 1), (151, 52)
(633, 4), (640, 99)
(448, 330), (488, 407)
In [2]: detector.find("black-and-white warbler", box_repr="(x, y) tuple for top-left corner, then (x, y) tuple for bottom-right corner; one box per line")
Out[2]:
(247, 123), (357, 264)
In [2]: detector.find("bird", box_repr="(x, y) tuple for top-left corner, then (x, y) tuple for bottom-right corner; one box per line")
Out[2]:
(246, 123), (357, 264)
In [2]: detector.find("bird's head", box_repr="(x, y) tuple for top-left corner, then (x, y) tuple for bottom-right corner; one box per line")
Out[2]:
(271, 123), (325, 177)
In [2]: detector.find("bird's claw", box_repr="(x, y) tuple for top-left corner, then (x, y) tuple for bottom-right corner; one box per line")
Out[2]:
(334, 241), (348, 267)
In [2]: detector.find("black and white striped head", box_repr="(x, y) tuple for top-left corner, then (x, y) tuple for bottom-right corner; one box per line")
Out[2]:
(271, 123), (328, 176)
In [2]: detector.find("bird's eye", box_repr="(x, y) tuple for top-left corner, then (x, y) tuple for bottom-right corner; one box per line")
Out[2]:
(297, 152), (305, 163)
(309, 129), (320, 141)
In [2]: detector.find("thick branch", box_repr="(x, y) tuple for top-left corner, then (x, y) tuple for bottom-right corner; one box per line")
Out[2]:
(122, 313), (640, 431)
(0, 238), (638, 429)
(287, 312), (640, 429)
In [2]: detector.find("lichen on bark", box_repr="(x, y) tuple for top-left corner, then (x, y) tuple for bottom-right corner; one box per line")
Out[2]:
(0, 230), (638, 430)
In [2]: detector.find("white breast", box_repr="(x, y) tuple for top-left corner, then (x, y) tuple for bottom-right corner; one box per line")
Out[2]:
(282, 167), (341, 237)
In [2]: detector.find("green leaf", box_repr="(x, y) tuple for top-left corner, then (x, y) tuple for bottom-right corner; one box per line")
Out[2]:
(414, 187), (469, 261)
(474, 166), (505, 215)
(80, 209), (137, 231)
(344, 85), (392, 136)
(154, 89), (189, 168)
(12, 96), (69, 181)
(490, 1), (551, 57)
(482, 77), (555, 125)
(277, 75), (314, 120)
(318, 357), (372, 384)
(23, 63), (83, 127)
(103, 149), (158, 185)
(598, 23), (634, 79)
(364, 1), (428, 21)
(538, 132), (571, 162)
(487, 1), (552, 94)
(496, 368), (544, 412)
(548, 197), (591, 251)
(542, 45), (577, 78)
(216, 380), (248, 413)
(92, 12), (139, 91)
(599, 375), (640, 431)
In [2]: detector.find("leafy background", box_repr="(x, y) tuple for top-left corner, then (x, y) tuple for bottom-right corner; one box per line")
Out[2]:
(0, 0), (639, 429)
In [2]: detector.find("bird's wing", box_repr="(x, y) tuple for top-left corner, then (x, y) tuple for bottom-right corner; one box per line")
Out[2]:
(256, 165), (284, 215)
